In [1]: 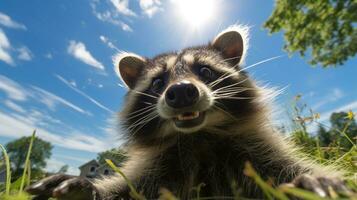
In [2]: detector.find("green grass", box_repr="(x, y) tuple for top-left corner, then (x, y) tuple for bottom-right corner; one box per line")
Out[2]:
(0, 130), (36, 200)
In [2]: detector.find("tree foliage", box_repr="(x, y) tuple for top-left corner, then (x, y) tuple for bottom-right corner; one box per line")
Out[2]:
(57, 165), (69, 174)
(5, 136), (53, 175)
(97, 148), (126, 166)
(264, 0), (357, 67)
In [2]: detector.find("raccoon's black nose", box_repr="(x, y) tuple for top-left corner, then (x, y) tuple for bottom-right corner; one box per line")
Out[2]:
(165, 81), (199, 108)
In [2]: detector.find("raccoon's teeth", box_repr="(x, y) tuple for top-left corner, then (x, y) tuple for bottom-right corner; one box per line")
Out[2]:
(177, 112), (200, 121)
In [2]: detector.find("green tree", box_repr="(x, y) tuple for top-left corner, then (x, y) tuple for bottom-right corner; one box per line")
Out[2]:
(329, 112), (357, 149)
(97, 148), (126, 166)
(264, 0), (357, 67)
(57, 165), (69, 174)
(6, 136), (53, 176)
(317, 125), (332, 146)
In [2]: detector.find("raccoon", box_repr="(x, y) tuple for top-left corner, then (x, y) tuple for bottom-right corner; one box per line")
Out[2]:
(27, 25), (352, 200)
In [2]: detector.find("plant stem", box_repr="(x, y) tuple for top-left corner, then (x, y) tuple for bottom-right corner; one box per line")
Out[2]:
(19, 130), (36, 193)
(0, 143), (11, 195)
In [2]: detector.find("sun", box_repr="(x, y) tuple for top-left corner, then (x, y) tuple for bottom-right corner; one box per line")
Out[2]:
(173, 0), (217, 28)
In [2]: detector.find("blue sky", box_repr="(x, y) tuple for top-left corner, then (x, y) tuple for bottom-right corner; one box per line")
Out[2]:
(0, 0), (356, 175)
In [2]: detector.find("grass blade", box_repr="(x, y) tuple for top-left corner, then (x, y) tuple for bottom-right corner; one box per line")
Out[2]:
(105, 159), (145, 200)
(19, 130), (36, 193)
(0, 143), (11, 195)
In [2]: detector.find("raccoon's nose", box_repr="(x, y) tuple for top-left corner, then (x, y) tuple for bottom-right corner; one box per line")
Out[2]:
(165, 81), (199, 108)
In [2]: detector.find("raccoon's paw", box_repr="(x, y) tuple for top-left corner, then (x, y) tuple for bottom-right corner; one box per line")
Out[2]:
(26, 174), (100, 200)
(281, 174), (354, 198)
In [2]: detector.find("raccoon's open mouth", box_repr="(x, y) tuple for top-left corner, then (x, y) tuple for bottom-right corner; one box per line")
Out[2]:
(173, 111), (205, 128)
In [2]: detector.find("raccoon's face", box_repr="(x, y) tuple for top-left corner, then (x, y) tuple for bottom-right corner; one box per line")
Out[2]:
(116, 25), (260, 141)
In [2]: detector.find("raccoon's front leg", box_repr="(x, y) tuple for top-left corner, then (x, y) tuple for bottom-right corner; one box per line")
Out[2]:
(282, 174), (354, 198)
(26, 174), (99, 200)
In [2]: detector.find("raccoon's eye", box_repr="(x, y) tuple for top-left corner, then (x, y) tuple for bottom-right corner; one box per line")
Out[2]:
(151, 78), (164, 93)
(199, 67), (213, 80)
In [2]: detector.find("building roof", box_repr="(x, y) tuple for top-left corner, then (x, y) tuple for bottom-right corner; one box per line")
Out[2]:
(78, 159), (99, 169)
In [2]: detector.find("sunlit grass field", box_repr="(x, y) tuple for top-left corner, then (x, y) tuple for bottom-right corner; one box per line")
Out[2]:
(1, 98), (356, 200)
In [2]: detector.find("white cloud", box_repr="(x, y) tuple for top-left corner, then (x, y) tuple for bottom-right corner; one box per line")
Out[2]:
(0, 110), (116, 153)
(45, 53), (53, 59)
(99, 35), (119, 50)
(319, 101), (357, 122)
(0, 75), (27, 101)
(120, 22), (133, 32)
(31, 85), (92, 116)
(45, 159), (80, 175)
(0, 28), (14, 65)
(17, 46), (33, 61)
(0, 12), (26, 30)
(110, 0), (137, 17)
(91, 1), (133, 32)
(312, 88), (344, 110)
(3, 100), (26, 113)
(0, 75), (91, 116)
(139, 0), (162, 18)
(55, 74), (113, 113)
(67, 40), (104, 70)
(54, 154), (89, 163)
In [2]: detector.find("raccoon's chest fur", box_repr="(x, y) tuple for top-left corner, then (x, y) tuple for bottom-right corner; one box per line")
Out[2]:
(134, 132), (290, 199)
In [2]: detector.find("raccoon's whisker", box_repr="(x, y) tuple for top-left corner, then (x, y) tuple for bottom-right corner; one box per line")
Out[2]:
(128, 104), (156, 116)
(221, 55), (242, 62)
(213, 92), (247, 98)
(127, 106), (156, 120)
(128, 112), (158, 131)
(127, 111), (156, 129)
(214, 96), (255, 100)
(237, 55), (284, 73)
(210, 55), (283, 88)
(213, 87), (258, 96)
(143, 101), (154, 105)
(213, 90), (249, 98)
(213, 105), (237, 120)
(213, 87), (256, 94)
(211, 78), (249, 92)
(209, 71), (233, 87)
(132, 90), (158, 99)
(129, 113), (159, 136)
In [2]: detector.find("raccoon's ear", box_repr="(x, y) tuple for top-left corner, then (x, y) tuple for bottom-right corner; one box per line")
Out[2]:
(114, 52), (146, 89)
(211, 25), (249, 65)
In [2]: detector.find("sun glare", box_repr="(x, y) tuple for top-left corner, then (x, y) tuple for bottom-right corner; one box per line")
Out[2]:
(174, 0), (216, 28)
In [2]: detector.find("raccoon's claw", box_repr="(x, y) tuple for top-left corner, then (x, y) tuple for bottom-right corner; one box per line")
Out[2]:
(283, 174), (354, 198)
(26, 174), (99, 200)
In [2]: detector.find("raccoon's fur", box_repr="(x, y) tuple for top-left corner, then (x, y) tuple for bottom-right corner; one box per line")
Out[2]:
(27, 25), (350, 200)
(93, 25), (342, 199)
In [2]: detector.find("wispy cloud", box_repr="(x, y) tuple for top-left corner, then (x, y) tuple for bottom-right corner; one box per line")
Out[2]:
(110, 0), (137, 17)
(17, 46), (33, 61)
(312, 88), (344, 110)
(0, 74), (91, 115)
(0, 28), (14, 65)
(139, 0), (162, 18)
(44, 53), (53, 59)
(55, 74), (113, 113)
(31, 85), (92, 116)
(3, 100), (26, 113)
(0, 110), (116, 153)
(0, 75), (27, 101)
(91, 1), (133, 32)
(99, 35), (119, 50)
(67, 40), (105, 70)
(319, 100), (357, 122)
(45, 158), (80, 175)
(0, 29), (33, 65)
(0, 12), (26, 30)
